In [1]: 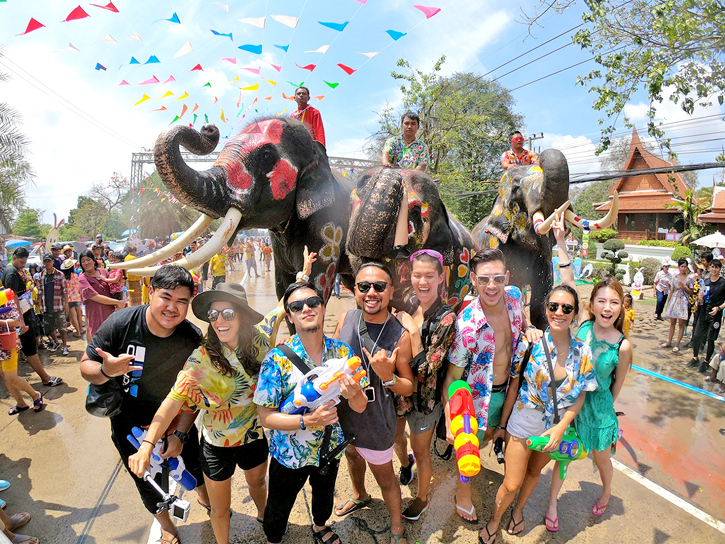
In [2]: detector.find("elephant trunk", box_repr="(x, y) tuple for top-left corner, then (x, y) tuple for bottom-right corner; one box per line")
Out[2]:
(154, 124), (229, 219)
(346, 168), (404, 259)
(537, 148), (570, 217)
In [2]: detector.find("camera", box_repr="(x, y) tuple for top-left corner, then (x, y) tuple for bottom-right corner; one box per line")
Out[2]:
(493, 437), (505, 464)
(170, 498), (191, 523)
(143, 470), (191, 522)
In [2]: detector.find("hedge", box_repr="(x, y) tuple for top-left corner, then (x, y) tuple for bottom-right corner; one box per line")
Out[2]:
(635, 240), (679, 247)
(671, 245), (693, 261)
(590, 229), (619, 243)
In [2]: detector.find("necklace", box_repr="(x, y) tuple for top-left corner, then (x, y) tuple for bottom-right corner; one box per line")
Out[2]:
(358, 311), (391, 366)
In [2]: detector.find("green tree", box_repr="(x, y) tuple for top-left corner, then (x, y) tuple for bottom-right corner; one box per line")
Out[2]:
(664, 185), (711, 243)
(567, 0), (725, 151)
(0, 158), (32, 233)
(370, 56), (524, 229)
(12, 208), (43, 238)
(569, 178), (612, 223)
(133, 172), (197, 239)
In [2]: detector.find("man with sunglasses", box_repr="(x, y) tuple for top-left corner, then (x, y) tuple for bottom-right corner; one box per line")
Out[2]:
(332, 262), (414, 544)
(255, 282), (367, 544)
(442, 248), (540, 523)
(80, 265), (210, 544)
(501, 130), (539, 171)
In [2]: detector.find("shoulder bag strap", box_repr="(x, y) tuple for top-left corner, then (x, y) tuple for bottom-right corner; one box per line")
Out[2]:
(516, 341), (535, 395)
(357, 315), (377, 357)
(541, 336), (560, 424)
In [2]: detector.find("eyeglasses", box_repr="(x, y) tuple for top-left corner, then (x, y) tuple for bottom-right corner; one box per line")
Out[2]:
(208, 308), (237, 322)
(546, 302), (575, 315)
(287, 295), (323, 313)
(475, 274), (507, 286)
(356, 281), (389, 293)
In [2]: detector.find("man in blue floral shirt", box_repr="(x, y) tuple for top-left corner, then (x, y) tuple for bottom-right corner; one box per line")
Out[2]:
(254, 282), (368, 544)
(382, 112), (430, 171)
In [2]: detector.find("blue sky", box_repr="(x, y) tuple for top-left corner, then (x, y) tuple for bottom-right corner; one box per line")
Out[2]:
(2, 0), (723, 225)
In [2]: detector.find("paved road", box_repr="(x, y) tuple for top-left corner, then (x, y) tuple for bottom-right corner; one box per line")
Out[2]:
(1, 264), (724, 543)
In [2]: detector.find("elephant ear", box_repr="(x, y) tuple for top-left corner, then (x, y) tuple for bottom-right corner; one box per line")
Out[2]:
(296, 140), (337, 219)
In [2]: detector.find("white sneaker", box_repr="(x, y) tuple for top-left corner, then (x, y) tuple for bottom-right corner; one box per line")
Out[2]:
(48, 341), (59, 352)
(62, 346), (69, 356)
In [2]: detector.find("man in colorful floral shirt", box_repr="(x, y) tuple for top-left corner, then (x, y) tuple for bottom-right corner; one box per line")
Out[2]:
(255, 282), (368, 544)
(500, 130), (539, 170)
(442, 248), (540, 523)
(382, 112), (430, 171)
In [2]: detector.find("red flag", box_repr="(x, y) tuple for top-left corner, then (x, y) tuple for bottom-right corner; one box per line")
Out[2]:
(18, 18), (45, 35)
(89, 2), (120, 12)
(337, 63), (356, 75)
(62, 6), (90, 22)
(213, 97), (218, 105)
(191, 104), (199, 114)
(140, 187), (146, 195)
(296, 64), (316, 72)
(189, 64), (203, 71)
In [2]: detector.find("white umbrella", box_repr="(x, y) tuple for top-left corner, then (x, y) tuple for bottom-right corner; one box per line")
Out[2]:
(692, 232), (725, 248)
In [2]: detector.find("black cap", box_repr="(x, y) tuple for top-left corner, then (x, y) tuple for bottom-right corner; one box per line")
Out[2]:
(51, 243), (62, 250)
(43, 253), (53, 262)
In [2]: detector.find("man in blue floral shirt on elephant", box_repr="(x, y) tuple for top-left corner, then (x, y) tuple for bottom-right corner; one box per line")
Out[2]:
(254, 281), (368, 544)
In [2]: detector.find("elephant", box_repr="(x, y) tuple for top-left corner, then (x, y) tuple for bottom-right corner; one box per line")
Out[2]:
(347, 166), (474, 310)
(471, 148), (618, 328)
(114, 117), (474, 310)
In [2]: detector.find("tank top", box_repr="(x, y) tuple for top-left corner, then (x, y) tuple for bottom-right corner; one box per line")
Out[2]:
(337, 309), (405, 450)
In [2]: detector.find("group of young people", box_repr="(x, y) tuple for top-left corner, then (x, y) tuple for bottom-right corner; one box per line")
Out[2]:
(75, 204), (634, 544)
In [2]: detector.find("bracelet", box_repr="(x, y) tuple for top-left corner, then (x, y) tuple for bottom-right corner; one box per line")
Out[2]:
(559, 261), (571, 268)
(100, 365), (112, 379)
(495, 425), (505, 430)
(296, 272), (309, 282)
(142, 439), (155, 447)
(299, 414), (306, 430)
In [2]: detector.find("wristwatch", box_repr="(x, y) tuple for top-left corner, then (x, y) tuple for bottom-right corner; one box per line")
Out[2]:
(382, 374), (398, 388)
(300, 414), (306, 430)
(172, 430), (189, 444)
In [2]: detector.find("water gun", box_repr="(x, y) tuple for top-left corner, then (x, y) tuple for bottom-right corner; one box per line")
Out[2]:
(448, 380), (480, 483)
(0, 289), (15, 316)
(126, 427), (198, 491)
(280, 356), (366, 415)
(526, 427), (589, 479)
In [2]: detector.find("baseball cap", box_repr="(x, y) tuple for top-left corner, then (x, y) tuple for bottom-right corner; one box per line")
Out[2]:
(43, 253), (53, 262)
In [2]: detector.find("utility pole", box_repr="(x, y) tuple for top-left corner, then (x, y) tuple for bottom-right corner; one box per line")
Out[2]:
(528, 132), (544, 153)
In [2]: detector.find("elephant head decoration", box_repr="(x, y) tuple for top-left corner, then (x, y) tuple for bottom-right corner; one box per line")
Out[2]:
(471, 148), (618, 327)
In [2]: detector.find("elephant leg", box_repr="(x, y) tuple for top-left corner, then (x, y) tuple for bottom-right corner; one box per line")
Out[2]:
(529, 254), (552, 330)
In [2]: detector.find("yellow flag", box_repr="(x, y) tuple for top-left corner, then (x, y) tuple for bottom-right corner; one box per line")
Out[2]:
(240, 83), (259, 91)
(133, 94), (150, 106)
(176, 91), (189, 100)
(159, 90), (174, 100)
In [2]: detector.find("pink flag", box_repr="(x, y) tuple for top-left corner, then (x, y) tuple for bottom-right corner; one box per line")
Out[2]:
(118, 80), (130, 86)
(163, 75), (176, 83)
(222, 57), (237, 64)
(151, 106), (167, 112)
(241, 66), (261, 75)
(62, 6), (90, 22)
(213, 97), (218, 105)
(18, 18), (45, 35)
(89, 2), (119, 12)
(412, 5), (441, 18)
(265, 61), (282, 72)
(189, 64), (203, 71)
(139, 75), (160, 85)
(337, 63), (356, 75)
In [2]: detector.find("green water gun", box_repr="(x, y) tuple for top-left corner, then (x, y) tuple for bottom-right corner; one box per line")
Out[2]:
(526, 427), (588, 479)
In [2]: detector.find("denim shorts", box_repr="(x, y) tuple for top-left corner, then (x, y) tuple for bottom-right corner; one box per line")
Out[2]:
(506, 406), (549, 440)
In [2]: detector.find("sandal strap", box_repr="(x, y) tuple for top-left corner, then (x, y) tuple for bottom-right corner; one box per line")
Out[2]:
(312, 526), (340, 544)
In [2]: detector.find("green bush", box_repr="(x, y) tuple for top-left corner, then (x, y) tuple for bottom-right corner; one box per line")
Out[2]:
(591, 263), (624, 281)
(603, 238), (625, 252)
(635, 239), (679, 247)
(640, 257), (664, 284)
(671, 245), (693, 261)
(590, 229), (618, 243)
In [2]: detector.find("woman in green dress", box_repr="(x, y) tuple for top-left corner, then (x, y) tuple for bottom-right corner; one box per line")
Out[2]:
(546, 215), (633, 531)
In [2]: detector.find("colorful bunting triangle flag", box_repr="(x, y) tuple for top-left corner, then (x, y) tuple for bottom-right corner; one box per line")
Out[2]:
(97, 34), (118, 44)
(271, 15), (299, 28)
(62, 6), (90, 22)
(211, 29), (233, 40)
(241, 84), (259, 91)
(163, 75), (176, 83)
(127, 31), (142, 41)
(118, 80), (130, 85)
(179, 104), (188, 119)
(263, 96), (272, 100)
(133, 94), (150, 106)
(263, 77), (277, 86)
(360, 52), (379, 59)
(323, 80), (339, 88)
(337, 63), (356, 75)
(412, 5), (441, 18)
(174, 42), (193, 58)
(241, 67), (261, 75)
(95, 63), (107, 71)
(239, 17), (265, 28)
(129, 56), (140, 65)
(274, 44), (290, 52)
(319, 21), (349, 32)
(18, 18), (45, 36)
(151, 106), (167, 112)
(203, 82), (212, 87)
(193, 113), (198, 124)
(238, 44), (262, 54)
(213, 3), (230, 13)
(204, 114), (209, 123)
(265, 61), (282, 72)
(221, 57), (236, 64)
(287, 81), (304, 87)
(162, 12), (181, 24)
(89, 2), (119, 12)
(177, 91), (189, 100)
(145, 55), (160, 64)
(191, 104), (199, 113)
(297, 64), (316, 72)
(140, 75), (159, 85)
(386, 30), (407, 40)
(189, 64), (203, 71)
(159, 91), (174, 99)
(314, 95), (325, 100)
(306, 45), (330, 54)
(169, 116), (180, 125)
(282, 92), (295, 100)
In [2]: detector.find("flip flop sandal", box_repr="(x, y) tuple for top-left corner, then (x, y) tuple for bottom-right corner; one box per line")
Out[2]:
(390, 532), (406, 544)
(507, 513), (525, 535)
(660, 343), (671, 348)
(453, 497), (478, 524)
(672, 347), (680, 353)
(159, 535), (180, 544)
(334, 494), (372, 517)
(9, 512), (31, 531)
(592, 498), (609, 516)
(11, 535), (38, 544)
(8, 405), (30, 416)
(311, 525), (341, 544)
(478, 522), (497, 544)
(33, 392), (44, 413)
(544, 513), (559, 532)
(42, 376), (63, 387)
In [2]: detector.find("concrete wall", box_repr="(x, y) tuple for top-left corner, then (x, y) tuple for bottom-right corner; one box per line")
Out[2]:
(595, 244), (674, 263)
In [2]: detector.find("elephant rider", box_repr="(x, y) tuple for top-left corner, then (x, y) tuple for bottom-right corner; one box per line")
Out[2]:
(500, 130), (539, 170)
(291, 86), (326, 148)
(333, 262), (414, 544)
(382, 112), (429, 172)
(442, 248), (541, 523)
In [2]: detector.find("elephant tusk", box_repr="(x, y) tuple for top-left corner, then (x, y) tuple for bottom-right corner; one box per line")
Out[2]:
(533, 201), (571, 235)
(110, 214), (215, 270)
(565, 192), (619, 231)
(126, 208), (242, 277)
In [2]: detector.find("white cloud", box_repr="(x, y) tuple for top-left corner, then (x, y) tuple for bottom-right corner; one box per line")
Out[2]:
(327, 137), (369, 159)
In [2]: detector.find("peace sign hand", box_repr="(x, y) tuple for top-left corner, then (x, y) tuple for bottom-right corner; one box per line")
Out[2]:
(96, 347), (143, 378)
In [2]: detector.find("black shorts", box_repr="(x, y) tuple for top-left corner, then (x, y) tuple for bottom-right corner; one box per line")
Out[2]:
(19, 311), (38, 357)
(111, 423), (204, 514)
(200, 435), (269, 481)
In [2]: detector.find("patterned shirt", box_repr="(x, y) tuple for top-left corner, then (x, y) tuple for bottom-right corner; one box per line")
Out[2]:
(654, 270), (673, 293)
(384, 135), (430, 169)
(66, 272), (81, 303)
(37, 268), (67, 313)
(511, 329), (597, 427)
(448, 286), (525, 430)
(107, 269), (124, 295)
(501, 148), (539, 169)
(253, 334), (362, 469)
(168, 307), (284, 447)
(0, 298), (21, 360)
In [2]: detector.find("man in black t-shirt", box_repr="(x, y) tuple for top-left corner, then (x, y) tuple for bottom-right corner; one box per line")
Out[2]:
(690, 260), (725, 372)
(80, 265), (210, 544)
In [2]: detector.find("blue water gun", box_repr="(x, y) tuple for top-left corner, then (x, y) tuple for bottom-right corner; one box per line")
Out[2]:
(126, 427), (197, 491)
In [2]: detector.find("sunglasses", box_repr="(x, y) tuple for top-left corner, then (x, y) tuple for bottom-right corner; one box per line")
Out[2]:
(208, 308), (237, 322)
(356, 281), (389, 293)
(287, 295), (323, 313)
(510, 137), (525, 143)
(546, 302), (575, 315)
(475, 274), (507, 286)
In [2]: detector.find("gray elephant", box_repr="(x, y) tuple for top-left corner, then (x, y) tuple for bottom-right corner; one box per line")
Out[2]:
(471, 149), (618, 327)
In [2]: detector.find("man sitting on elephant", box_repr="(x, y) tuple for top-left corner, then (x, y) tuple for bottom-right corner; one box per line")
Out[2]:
(382, 112), (429, 172)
